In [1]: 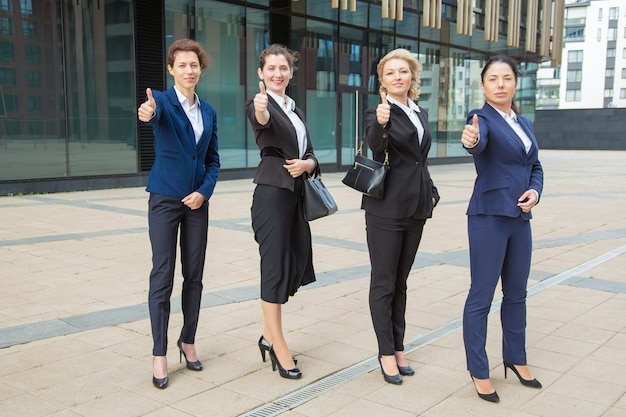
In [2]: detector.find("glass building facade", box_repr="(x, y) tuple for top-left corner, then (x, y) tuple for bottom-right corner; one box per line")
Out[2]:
(0, 0), (547, 194)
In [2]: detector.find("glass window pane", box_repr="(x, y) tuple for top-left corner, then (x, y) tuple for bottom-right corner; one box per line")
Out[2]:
(292, 20), (338, 164)
(194, 1), (247, 169)
(64, 0), (138, 176)
(245, 9), (269, 168)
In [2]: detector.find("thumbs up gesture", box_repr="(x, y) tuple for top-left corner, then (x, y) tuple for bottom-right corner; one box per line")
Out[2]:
(254, 81), (269, 113)
(376, 92), (391, 126)
(461, 114), (480, 148)
(138, 88), (157, 122)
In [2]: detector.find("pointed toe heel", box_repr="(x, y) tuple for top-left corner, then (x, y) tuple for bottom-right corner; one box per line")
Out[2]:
(503, 362), (542, 388)
(177, 339), (203, 371)
(470, 374), (499, 403)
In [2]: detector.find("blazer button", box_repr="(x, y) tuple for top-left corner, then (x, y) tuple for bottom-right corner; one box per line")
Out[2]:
(415, 161), (420, 166)
(192, 155), (196, 160)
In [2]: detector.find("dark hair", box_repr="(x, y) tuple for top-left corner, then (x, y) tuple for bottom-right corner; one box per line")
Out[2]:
(167, 39), (211, 70)
(480, 54), (520, 114)
(259, 44), (299, 71)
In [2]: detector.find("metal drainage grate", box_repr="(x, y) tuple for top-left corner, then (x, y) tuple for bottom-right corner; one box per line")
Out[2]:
(238, 359), (377, 417)
(239, 244), (626, 417)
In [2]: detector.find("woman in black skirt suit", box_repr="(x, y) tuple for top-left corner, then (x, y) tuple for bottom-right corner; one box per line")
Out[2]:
(245, 44), (318, 380)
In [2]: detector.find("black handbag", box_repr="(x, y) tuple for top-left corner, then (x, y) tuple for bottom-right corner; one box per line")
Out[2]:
(303, 171), (338, 221)
(342, 141), (389, 199)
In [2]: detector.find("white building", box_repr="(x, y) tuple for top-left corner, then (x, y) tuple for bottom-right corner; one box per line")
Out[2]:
(537, 0), (626, 109)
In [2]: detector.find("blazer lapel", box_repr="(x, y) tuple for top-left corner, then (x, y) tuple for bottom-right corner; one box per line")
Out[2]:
(484, 104), (526, 154)
(197, 101), (212, 146)
(416, 109), (431, 152)
(166, 87), (197, 149)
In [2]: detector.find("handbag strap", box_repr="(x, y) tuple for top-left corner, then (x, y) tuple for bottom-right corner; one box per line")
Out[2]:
(356, 138), (389, 165)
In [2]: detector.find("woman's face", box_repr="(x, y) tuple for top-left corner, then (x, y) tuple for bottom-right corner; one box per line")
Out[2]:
(258, 54), (293, 96)
(379, 58), (412, 102)
(480, 61), (518, 113)
(167, 51), (202, 92)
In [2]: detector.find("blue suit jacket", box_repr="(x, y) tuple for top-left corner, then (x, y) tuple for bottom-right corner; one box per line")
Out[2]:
(145, 87), (220, 200)
(465, 104), (543, 220)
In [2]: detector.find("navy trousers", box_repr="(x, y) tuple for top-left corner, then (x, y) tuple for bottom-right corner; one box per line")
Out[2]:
(463, 214), (532, 379)
(148, 193), (208, 356)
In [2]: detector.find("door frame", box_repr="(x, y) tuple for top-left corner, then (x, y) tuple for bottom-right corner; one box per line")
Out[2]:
(337, 86), (368, 169)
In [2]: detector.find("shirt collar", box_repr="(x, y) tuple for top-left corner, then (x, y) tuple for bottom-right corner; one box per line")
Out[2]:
(173, 85), (200, 108)
(386, 95), (420, 113)
(267, 90), (295, 111)
(490, 104), (517, 122)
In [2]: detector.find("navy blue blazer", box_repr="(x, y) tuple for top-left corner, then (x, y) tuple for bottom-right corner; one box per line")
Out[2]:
(361, 103), (440, 220)
(465, 103), (543, 220)
(245, 95), (317, 192)
(144, 87), (220, 200)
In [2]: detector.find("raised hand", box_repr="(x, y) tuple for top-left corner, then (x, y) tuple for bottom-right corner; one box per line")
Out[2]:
(138, 88), (157, 122)
(376, 92), (391, 126)
(254, 81), (269, 113)
(461, 114), (479, 148)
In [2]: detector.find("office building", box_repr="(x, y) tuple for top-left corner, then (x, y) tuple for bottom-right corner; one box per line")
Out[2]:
(0, 0), (564, 194)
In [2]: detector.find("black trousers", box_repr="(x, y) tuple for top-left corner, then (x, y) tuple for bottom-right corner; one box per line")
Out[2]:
(366, 213), (425, 355)
(148, 193), (208, 356)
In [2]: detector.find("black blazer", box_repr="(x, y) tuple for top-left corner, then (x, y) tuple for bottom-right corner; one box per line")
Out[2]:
(245, 95), (318, 192)
(361, 103), (440, 219)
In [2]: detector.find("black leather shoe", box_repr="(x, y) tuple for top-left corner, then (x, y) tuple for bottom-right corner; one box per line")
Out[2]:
(268, 347), (302, 380)
(398, 364), (415, 376)
(378, 357), (402, 385)
(152, 375), (169, 389)
(178, 339), (203, 371)
(504, 362), (542, 388)
(470, 374), (499, 403)
(258, 335), (297, 365)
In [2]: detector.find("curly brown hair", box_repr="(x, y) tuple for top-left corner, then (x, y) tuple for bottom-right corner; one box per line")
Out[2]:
(167, 39), (211, 70)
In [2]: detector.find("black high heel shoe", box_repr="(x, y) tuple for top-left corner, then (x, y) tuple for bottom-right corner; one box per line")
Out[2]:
(378, 356), (402, 385)
(397, 364), (415, 376)
(152, 375), (169, 389)
(504, 362), (542, 388)
(470, 374), (499, 403)
(177, 339), (203, 371)
(268, 346), (302, 379)
(258, 335), (297, 365)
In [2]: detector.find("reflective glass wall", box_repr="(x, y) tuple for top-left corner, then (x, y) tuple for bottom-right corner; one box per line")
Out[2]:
(0, 0), (137, 182)
(1, 0), (541, 191)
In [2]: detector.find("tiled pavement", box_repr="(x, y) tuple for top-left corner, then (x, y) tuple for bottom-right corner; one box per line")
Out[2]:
(0, 149), (625, 417)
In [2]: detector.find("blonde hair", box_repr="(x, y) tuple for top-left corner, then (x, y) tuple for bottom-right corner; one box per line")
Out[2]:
(377, 49), (421, 100)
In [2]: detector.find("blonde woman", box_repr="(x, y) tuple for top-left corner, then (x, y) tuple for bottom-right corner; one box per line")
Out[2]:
(362, 49), (440, 384)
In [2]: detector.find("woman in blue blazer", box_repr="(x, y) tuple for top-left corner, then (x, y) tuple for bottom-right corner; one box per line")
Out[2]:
(461, 55), (543, 403)
(363, 49), (440, 385)
(138, 39), (219, 389)
(245, 44), (318, 380)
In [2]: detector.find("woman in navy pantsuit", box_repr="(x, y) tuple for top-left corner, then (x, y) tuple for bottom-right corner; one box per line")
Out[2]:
(245, 44), (318, 380)
(461, 55), (544, 403)
(362, 49), (440, 385)
(138, 39), (219, 389)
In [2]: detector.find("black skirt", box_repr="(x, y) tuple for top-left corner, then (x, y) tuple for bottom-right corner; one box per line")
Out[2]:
(251, 179), (316, 303)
